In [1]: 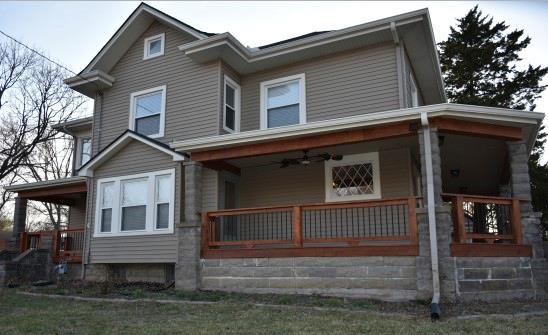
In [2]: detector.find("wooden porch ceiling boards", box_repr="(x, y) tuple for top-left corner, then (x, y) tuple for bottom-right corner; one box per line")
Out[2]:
(193, 121), (418, 162)
(430, 117), (523, 141)
(191, 117), (523, 165)
(17, 182), (87, 205)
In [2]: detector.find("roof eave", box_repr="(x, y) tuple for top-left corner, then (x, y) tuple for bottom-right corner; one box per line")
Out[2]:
(170, 103), (543, 153)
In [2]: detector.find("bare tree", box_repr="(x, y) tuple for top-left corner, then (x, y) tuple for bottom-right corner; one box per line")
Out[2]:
(0, 39), (86, 212)
(19, 134), (74, 230)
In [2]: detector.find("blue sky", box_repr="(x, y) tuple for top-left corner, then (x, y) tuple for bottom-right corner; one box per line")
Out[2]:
(1, 1), (547, 144)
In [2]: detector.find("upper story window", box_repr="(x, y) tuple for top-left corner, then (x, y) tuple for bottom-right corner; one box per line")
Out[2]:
(260, 73), (306, 129)
(324, 152), (381, 202)
(79, 137), (91, 166)
(129, 85), (166, 138)
(409, 72), (418, 107)
(95, 169), (175, 237)
(143, 33), (165, 60)
(223, 76), (241, 133)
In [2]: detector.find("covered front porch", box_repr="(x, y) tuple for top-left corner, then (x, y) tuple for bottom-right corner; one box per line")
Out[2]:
(6, 177), (87, 263)
(173, 104), (541, 261)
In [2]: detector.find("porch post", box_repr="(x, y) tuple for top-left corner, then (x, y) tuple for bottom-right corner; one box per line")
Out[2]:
(10, 197), (27, 251)
(175, 161), (203, 290)
(416, 128), (455, 300)
(507, 141), (544, 257)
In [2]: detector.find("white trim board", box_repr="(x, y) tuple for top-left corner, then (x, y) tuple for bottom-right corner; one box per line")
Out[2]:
(78, 131), (185, 177)
(170, 103), (544, 153)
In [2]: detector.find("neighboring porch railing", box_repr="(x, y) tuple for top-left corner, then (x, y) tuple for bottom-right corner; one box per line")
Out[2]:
(202, 197), (419, 258)
(442, 194), (531, 256)
(19, 228), (84, 263)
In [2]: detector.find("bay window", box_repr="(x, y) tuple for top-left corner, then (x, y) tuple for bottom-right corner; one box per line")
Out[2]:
(260, 74), (306, 129)
(95, 169), (175, 236)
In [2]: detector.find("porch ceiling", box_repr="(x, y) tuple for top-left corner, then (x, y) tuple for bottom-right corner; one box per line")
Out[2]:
(5, 177), (87, 206)
(228, 136), (419, 169)
(440, 133), (506, 195)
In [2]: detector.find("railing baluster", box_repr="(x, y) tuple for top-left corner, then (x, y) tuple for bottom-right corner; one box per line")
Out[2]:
(293, 206), (303, 247)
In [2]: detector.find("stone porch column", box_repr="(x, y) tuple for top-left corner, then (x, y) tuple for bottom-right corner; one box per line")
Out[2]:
(417, 128), (455, 300)
(507, 141), (544, 258)
(10, 197), (28, 251)
(175, 161), (203, 290)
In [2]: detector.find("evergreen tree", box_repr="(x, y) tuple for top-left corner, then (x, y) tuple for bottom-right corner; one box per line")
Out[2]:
(439, 6), (548, 237)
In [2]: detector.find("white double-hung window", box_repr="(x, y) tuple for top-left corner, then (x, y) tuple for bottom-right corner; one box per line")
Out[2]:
(223, 76), (241, 133)
(95, 169), (174, 236)
(129, 85), (166, 138)
(260, 73), (306, 129)
(324, 153), (381, 202)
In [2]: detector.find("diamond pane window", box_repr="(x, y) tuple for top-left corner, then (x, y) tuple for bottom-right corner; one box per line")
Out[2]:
(332, 163), (374, 197)
(325, 152), (381, 201)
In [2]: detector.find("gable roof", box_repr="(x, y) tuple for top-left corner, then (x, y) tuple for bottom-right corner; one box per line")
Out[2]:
(78, 2), (215, 76)
(77, 130), (186, 177)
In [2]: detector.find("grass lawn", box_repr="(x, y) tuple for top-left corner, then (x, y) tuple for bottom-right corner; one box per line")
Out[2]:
(1, 290), (547, 335)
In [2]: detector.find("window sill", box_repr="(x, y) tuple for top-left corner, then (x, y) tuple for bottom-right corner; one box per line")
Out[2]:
(93, 229), (174, 238)
(450, 243), (532, 257)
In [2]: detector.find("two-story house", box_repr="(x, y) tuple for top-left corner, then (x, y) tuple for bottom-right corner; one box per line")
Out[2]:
(6, 3), (547, 306)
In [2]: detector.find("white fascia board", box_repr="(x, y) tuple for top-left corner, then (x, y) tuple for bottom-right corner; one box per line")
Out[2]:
(4, 177), (87, 192)
(169, 103), (544, 152)
(179, 16), (424, 64)
(78, 132), (185, 177)
(64, 70), (115, 87)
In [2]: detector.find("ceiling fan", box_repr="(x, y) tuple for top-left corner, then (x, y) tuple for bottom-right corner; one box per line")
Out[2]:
(275, 150), (343, 168)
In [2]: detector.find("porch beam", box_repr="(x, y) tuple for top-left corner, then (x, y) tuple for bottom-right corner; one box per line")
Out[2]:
(191, 121), (417, 162)
(430, 117), (522, 141)
(202, 160), (241, 176)
(16, 182), (87, 199)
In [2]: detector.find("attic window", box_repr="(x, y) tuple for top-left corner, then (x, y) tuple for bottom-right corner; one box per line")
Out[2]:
(144, 33), (165, 60)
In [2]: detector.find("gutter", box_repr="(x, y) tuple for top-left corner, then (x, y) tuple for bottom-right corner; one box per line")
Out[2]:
(420, 112), (441, 320)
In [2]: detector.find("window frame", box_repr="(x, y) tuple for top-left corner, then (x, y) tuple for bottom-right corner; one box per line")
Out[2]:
(143, 33), (165, 60)
(129, 85), (167, 139)
(94, 169), (175, 237)
(259, 73), (306, 130)
(324, 152), (382, 202)
(223, 75), (241, 133)
(78, 137), (92, 167)
(98, 181), (115, 234)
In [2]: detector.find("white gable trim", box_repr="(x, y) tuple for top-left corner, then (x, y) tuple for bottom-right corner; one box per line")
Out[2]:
(78, 132), (185, 177)
(82, 3), (208, 74)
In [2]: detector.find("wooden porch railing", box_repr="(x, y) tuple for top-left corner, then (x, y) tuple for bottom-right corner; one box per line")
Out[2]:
(19, 228), (84, 263)
(202, 197), (419, 258)
(442, 194), (531, 257)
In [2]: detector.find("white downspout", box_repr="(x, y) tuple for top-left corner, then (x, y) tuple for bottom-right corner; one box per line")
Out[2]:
(420, 112), (441, 318)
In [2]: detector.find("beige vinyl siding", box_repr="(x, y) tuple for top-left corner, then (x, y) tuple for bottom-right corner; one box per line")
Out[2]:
(202, 168), (219, 211)
(68, 198), (87, 228)
(88, 140), (181, 263)
(238, 148), (411, 208)
(240, 43), (400, 131)
(92, 21), (220, 155)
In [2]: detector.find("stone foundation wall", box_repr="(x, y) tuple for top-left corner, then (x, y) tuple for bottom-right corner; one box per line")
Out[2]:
(201, 256), (418, 301)
(454, 257), (536, 301)
(84, 263), (174, 283)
